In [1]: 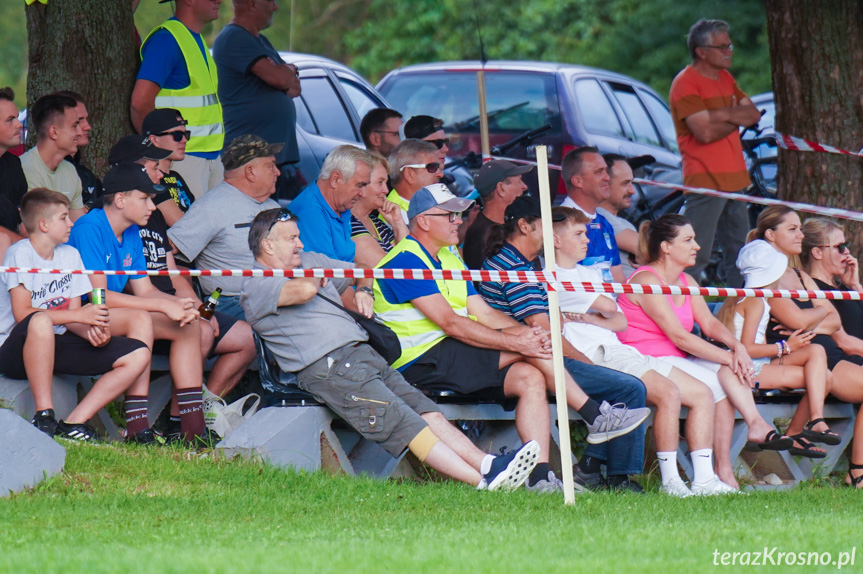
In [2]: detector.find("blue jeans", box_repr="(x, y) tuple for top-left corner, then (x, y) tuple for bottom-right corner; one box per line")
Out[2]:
(216, 294), (247, 321)
(564, 357), (646, 476)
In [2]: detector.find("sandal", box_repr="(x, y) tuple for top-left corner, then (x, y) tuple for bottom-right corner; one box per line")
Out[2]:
(787, 435), (827, 459)
(801, 418), (841, 446)
(745, 430), (794, 452)
(849, 462), (863, 489)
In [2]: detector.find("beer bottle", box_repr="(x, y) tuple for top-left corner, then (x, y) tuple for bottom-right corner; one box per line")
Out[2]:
(199, 288), (222, 320)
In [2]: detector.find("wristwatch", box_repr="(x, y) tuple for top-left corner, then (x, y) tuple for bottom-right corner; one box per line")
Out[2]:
(357, 286), (374, 297)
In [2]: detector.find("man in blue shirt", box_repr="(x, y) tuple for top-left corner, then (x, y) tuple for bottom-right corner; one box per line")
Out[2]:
(479, 195), (649, 493)
(131, 0), (224, 200)
(290, 145), (372, 263)
(69, 163), (208, 444)
(560, 146), (625, 284)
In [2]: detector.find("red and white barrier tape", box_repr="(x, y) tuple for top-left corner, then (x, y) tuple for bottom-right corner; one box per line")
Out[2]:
(631, 177), (863, 223)
(2, 265), (860, 300)
(774, 132), (863, 157)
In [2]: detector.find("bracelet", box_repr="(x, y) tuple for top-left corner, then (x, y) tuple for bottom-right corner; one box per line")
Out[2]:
(776, 342), (783, 359)
(781, 340), (789, 355)
(357, 286), (374, 297)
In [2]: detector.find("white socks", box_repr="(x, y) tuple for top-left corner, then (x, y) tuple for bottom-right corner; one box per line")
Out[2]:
(480, 454), (494, 475)
(691, 448), (715, 484)
(656, 451), (680, 485)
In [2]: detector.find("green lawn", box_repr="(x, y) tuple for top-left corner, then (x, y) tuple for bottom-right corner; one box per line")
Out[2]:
(1, 443), (861, 573)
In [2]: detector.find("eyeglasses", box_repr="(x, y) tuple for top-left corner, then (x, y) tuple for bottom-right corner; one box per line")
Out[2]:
(820, 242), (850, 253)
(400, 162), (442, 173)
(426, 138), (450, 150)
(701, 43), (733, 53)
(155, 130), (192, 142)
(267, 208), (293, 234)
(422, 211), (462, 223)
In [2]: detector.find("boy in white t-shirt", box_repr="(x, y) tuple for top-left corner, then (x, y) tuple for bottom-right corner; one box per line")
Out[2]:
(0, 189), (152, 441)
(549, 206), (731, 496)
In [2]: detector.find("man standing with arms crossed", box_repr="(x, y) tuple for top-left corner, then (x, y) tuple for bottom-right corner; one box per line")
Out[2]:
(670, 19), (761, 287)
(132, 0), (225, 200)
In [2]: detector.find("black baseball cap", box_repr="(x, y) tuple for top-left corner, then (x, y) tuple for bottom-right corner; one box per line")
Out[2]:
(108, 135), (172, 165)
(403, 115), (444, 140)
(102, 163), (165, 196)
(474, 160), (533, 197)
(142, 108), (187, 136)
(504, 195), (564, 223)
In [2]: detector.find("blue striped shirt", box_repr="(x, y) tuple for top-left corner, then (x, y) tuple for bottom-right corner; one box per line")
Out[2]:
(478, 243), (547, 322)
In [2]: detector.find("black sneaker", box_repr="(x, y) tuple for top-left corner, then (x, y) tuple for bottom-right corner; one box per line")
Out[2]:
(165, 428), (220, 448)
(572, 464), (606, 491)
(54, 420), (100, 442)
(606, 475), (645, 494)
(479, 440), (540, 491)
(126, 428), (163, 445)
(31, 409), (58, 437)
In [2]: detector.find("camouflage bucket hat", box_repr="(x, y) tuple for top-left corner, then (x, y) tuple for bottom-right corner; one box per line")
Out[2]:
(221, 135), (285, 171)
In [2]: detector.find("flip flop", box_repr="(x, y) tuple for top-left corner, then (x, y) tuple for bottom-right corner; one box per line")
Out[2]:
(801, 418), (842, 446)
(745, 430), (794, 452)
(788, 435), (827, 459)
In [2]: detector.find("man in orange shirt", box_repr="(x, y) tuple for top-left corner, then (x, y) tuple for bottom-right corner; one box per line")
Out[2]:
(669, 19), (761, 287)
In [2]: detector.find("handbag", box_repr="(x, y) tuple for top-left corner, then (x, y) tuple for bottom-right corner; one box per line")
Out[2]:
(202, 384), (261, 439)
(316, 293), (402, 365)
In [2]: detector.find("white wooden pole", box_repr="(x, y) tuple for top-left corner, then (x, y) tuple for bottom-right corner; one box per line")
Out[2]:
(536, 145), (575, 505)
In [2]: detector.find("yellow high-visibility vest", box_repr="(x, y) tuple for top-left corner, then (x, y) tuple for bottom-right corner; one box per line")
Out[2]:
(373, 237), (474, 369)
(142, 20), (224, 153)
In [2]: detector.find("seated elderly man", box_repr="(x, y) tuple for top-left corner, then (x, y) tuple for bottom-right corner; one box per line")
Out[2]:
(289, 145), (372, 263)
(386, 139), (443, 225)
(168, 135), (282, 320)
(373, 184), (650, 492)
(240, 207), (540, 491)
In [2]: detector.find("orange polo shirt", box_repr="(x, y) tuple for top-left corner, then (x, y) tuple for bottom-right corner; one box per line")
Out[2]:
(670, 65), (750, 192)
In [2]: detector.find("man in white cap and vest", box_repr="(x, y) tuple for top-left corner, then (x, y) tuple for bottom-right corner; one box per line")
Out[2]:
(131, 0), (225, 200)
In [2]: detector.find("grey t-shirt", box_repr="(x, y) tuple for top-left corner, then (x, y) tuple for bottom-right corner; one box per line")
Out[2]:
(0, 240), (91, 346)
(241, 252), (367, 373)
(596, 206), (637, 279)
(167, 181), (279, 296)
(212, 24), (299, 165)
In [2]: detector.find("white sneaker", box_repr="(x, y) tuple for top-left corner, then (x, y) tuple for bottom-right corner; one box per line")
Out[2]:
(690, 475), (738, 496)
(660, 477), (692, 498)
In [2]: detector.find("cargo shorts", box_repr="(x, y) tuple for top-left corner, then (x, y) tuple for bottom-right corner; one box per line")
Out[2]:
(296, 343), (442, 457)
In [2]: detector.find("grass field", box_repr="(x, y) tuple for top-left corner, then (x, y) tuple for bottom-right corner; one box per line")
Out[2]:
(1, 443), (861, 573)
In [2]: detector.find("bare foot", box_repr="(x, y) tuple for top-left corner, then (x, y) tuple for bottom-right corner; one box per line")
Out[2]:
(715, 468), (740, 490)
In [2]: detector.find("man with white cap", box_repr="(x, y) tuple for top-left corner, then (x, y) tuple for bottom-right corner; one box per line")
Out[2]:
(374, 184), (649, 492)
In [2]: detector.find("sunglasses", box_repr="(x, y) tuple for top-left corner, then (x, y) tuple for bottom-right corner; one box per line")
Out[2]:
(267, 208), (293, 233)
(820, 242), (850, 253)
(423, 211), (462, 223)
(155, 130), (192, 142)
(400, 162), (442, 174)
(426, 138), (449, 150)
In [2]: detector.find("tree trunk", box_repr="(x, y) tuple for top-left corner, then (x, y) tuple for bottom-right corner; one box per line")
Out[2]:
(764, 0), (863, 245)
(26, 0), (139, 177)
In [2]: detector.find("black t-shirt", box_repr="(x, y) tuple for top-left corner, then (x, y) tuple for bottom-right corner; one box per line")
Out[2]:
(812, 277), (863, 339)
(139, 209), (175, 295)
(462, 212), (499, 270)
(156, 170), (194, 212)
(66, 153), (104, 208)
(0, 151), (27, 232)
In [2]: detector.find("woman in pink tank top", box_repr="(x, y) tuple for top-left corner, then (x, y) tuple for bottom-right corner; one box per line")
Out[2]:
(619, 214), (792, 489)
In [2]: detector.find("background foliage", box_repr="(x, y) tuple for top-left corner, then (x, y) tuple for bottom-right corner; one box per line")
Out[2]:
(5, 0), (771, 107)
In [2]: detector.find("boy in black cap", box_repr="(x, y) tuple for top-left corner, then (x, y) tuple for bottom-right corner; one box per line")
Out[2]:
(403, 115), (449, 165)
(69, 163), (208, 444)
(142, 108), (196, 226)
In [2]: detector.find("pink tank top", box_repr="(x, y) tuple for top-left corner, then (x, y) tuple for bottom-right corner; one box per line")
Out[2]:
(617, 265), (693, 358)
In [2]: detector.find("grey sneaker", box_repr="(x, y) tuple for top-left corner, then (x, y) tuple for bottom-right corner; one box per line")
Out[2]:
(525, 470), (565, 494)
(480, 440), (540, 492)
(571, 465), (603, 492)
(585, 401), (651, 444)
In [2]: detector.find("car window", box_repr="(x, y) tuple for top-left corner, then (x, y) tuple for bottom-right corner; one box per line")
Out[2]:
(337, 76), (382, 122)
(638, 89), (679, 153)
(299, 76), (357, 142)
(573, 79), (624, 138)
(608, 83), (661, 147)
(380, 71), (561, 135)
(294, 95), (316, 134)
